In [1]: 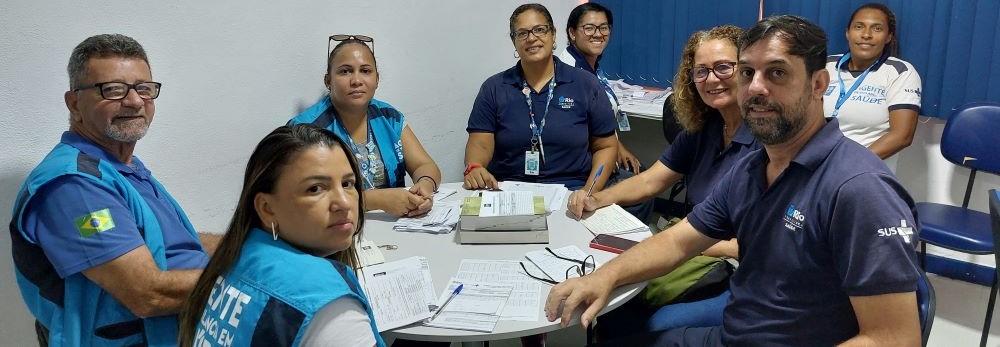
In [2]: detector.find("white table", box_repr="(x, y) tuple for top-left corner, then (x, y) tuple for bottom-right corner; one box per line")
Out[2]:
(363, 183), (647, 343)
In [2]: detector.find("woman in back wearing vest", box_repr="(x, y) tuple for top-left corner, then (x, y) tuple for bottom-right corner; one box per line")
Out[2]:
(179, 124), (384, 347)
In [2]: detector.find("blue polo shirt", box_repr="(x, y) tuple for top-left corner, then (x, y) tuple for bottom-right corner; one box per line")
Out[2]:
(21, 132), (208, 278)
(659, 113), (761, 205)
(467, 57), (616, 186)
(688, 118), (920, 346)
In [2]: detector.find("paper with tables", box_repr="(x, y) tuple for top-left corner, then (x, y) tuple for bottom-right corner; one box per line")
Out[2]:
(580, 203), (650, 235)
(450, 259), (542, 322)
(358, 256), (437, 331)
(393, 201), (461, 234)
(424, 278), (513, 333)
(498, 181), (569, 212)
(524, 245), (599, 283)
(477, 191), (534, 217)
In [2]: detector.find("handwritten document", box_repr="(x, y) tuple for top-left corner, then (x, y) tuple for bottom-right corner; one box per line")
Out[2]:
(580, 203), (649, 235)
(453, 259), (541, 322)
(424, 278), (513, 332)
(358, 256), (437, 331)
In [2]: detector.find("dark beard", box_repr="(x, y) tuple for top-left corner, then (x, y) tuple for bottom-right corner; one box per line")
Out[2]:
(741, 95), (808, 145)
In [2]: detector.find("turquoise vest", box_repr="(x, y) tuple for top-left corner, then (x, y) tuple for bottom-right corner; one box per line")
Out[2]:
(192, 229), (385, 347)
(10, 142), (200, 346)
(289, 96), (406, 188)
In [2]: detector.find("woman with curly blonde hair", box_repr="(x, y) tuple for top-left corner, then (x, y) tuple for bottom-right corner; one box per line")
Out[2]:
(568, 25), (761, 333)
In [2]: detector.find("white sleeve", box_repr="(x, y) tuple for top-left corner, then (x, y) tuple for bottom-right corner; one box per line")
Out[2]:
(886, 61), (922, 111)
(300, 297), (377, 347)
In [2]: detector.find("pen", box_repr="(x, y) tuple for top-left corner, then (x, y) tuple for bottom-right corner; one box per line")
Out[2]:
(585, 164), (605, 197)
(430, 283), (464, 321)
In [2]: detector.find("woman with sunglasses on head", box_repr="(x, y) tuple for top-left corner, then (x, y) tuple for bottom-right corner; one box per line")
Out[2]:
(464, 3), (618, 199)
(558, 3), (642, 175)
(824, 3), (920, 172)
(569, 25), (761, 335)
(179, 125), (384, 347)
(290, 35), (441, 218)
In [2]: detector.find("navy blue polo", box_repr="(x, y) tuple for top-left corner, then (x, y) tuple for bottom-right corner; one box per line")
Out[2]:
(659, 113), (761, 205)
(21, 132), (208, 277)
(688, 118), (920, 346)
(467, 57), (616, 186)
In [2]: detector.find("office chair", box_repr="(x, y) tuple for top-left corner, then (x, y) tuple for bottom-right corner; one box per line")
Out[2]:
(917, 270), (936, 347)
(655, 94), (688, 218)
(915, 102), (1000, 347)
(987, 189), (1000, 347)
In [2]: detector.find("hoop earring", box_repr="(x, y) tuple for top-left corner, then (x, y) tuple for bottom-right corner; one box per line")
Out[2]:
(514, 50), (519, 59)
(270, 221), (278, 241)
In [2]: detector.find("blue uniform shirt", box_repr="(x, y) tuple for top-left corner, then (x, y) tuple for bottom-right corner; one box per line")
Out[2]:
(22, 131), (207, 278)
(659, 113), (761, 205)
(688, 119), (920, 346)
(467, 57), (616, 186)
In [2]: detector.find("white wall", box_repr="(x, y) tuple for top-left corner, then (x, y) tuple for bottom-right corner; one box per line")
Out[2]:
(0, 1), (577, 344)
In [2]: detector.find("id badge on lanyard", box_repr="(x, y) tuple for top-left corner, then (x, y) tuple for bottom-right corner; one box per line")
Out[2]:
(832, 52), (877, 118)
(599, 72), (630, 132)
(523, 76), (556, 176)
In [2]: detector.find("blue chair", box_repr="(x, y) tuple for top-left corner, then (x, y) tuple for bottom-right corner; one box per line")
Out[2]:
(917, 270), (936, 347)
(988, 189), (1000, 346)
(916, 102), (1000, 347)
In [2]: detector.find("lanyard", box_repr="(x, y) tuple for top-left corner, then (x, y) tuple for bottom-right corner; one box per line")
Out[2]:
(596, 69), (619, 107)
(336, 118), (377, 190)
(522, 75), (557, 146)
(833, 53), (878, 118)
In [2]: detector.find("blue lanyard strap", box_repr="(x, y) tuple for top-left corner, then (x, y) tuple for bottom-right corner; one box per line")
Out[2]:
(336, 118), (376, 189)
(596, 69), (619, 107)
(833, 53), (877, 117)
(522, 75), (558, 143)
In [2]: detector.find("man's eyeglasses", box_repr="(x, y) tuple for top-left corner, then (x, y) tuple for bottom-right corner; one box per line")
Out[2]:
(511, 25), (553, 41)
(73, 82), (162, 100)
(691, 62), (737, 83)
(579, 24), (611, 36)
(520, 247), (596, 285)
(328, 34), (375, 56)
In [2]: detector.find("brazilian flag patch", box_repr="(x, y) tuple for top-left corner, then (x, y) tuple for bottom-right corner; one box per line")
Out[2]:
(75, 208), (115, 237)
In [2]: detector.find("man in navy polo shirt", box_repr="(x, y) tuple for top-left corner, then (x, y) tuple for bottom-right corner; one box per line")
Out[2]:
(545, 15), (921, 346)
(10, 34), (220, 346)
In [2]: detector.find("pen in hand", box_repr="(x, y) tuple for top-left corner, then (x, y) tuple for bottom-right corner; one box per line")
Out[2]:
(585, 164), (605, 197)
(429, 283), (464, 322)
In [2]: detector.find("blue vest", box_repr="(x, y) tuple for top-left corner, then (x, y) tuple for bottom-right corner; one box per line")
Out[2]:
(10, 142), (200, 346)
(192, 229), (385, 347)
(288, 96), (406, 188)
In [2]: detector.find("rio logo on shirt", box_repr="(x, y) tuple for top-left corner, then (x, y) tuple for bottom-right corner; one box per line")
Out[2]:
(783, 204), (805, 232)
(195, 276), (253, 347)
(558, 96), (575, 109)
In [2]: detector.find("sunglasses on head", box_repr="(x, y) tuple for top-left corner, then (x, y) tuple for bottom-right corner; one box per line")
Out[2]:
(328, 34), (375, 56)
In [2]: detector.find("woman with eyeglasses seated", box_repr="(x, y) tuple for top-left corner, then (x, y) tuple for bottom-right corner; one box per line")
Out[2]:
(464, 3), (618, 197)
(290, 35), (442, 217)
(824, 3), (920, 172)
(178, 125), (384, 347)
(558, 2), (641, 175)
(570, 25), (761, 335)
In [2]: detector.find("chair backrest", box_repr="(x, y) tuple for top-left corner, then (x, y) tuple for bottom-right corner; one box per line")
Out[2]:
(990, 189), (1000, 280)
(941, 102), (1000, 175)
(661, 93), (684, 144)
(916, 270), (936, 346)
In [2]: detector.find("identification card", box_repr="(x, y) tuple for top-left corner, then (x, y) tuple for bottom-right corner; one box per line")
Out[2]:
(617, 111), (631, 132)
(525, 151), (540, 175)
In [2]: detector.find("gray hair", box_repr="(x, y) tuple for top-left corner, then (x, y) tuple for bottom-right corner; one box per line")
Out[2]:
(67, 34), (149, 89)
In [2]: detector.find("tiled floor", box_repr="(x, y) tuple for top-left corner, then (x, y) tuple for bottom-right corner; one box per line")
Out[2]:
(429, 274), (1000, 346)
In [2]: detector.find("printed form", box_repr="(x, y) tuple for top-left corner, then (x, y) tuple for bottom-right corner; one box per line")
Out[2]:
(478, 191), (534, 217)
(358, 256), (437, 331)
(424, 278), (513, 333)
(452, 259), (542, 322)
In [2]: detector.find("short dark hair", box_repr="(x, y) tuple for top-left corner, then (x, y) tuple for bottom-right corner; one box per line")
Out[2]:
(847, 2), (899, 57)
(67, 34), (149, 89)
(566, 3), (613, 36)
(509, 3), (554, 41)
(739, 15), (827, 75)
(327, 39), (377, 75)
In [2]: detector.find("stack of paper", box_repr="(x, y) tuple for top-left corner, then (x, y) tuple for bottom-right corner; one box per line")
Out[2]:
(524, 245), (598, 283)
(358, 256), (437, 331)
(394, 201), (461, 234)
(580, 204), (649, 235)
(432, 187), (457, 202)
(356, 240), (385, 267)
(424, 278), (513, 333)
(499, 181), (569, 212)
(451, 259), (541, 322)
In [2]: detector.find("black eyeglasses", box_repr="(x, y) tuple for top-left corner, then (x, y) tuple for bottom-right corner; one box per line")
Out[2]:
(328, 34), (375, 57)
(691, 62), (737, 83)
(73, 82), (162, 100)
(511, 25), (553, 41)
(520, 247), (596, 285)
(579, 24), (611, 36)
